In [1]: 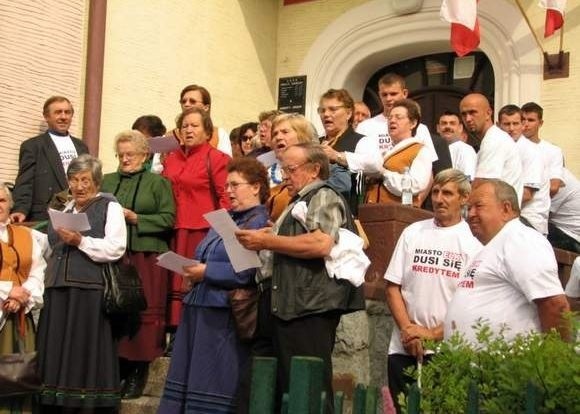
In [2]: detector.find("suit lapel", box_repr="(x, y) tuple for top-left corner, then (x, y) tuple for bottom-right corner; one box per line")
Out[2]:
(41, 133), (68, 189)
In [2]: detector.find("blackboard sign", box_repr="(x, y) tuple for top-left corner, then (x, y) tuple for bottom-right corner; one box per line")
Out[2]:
(278, 76), (307, 115)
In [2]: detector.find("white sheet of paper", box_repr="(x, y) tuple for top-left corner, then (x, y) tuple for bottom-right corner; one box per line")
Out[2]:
(203, 209), (261, 272)
(48, 208), (91, 232)
(256, 150), (277, 167)
(148, 135), (180, 153)
(156, 251), (200, 275)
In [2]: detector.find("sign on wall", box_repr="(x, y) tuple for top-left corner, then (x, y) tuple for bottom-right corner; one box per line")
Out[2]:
(278, 76), (307, 115)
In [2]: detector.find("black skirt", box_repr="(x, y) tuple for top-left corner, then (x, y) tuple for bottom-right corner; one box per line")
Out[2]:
(36, 287), (121, 408)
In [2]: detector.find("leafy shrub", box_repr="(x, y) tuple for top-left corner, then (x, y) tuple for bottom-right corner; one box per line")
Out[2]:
(400, 320), (580, 413)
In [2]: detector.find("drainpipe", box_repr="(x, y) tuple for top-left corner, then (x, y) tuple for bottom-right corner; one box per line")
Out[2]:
(82, 0), (107, 156)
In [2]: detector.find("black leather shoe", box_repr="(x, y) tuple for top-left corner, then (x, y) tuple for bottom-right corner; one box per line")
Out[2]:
(122, 363), (148, 400)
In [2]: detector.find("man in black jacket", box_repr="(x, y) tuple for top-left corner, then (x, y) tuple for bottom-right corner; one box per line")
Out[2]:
(10, 96), (88, 223)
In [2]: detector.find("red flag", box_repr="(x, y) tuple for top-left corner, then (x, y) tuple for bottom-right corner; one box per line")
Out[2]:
(440, 0), (480, 57)
(539, 0), (566, 37)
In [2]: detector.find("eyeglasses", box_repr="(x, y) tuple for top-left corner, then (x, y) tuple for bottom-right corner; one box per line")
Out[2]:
(280, 162), (310, 176)
(317, 105), (345, 115)
(241, 135), (254, 143)
(225, 181), (251, 190)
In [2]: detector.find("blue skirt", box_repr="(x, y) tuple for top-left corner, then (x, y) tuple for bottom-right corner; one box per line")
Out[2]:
(159, 304), (249, 413)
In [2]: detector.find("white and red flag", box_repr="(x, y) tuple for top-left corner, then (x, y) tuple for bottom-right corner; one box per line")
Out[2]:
(440, 0), (480, 57)
(539, 0), (566, 37)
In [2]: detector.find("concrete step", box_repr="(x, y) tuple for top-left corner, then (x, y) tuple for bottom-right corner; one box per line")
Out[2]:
(120, 357), (170, 413)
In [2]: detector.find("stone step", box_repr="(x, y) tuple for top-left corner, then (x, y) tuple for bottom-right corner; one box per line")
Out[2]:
(120, 357), (170, 413)
(143, 357), (171, 398)
(120, 396), (159, 414)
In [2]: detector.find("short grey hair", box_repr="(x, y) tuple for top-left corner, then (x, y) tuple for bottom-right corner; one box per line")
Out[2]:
(114, 130), (150, 154)
(433, 169), (471, 197)
(67, 154), (103, 189)
(291, 142), (330, 180)
(0, 183), (14, 209)
(480, 179), (520, 215)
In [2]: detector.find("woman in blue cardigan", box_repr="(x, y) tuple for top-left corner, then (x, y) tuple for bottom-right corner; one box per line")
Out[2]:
(159, 157), (270, 414)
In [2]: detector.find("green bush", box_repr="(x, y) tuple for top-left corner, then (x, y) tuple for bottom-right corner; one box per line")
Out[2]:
(400, 320), (580, 413)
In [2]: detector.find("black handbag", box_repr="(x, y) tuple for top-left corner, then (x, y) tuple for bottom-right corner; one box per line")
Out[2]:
(0, 323), (41, 397)
(102, 258), (147, 314)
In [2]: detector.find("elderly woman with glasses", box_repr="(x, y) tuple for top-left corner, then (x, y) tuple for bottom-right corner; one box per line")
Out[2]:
(101, 130), (175, 399)
(159, 157), (269, 413)
(365, 98), (432, 206)
(37, 154), (127, 413)
(318, 88), (366, 214)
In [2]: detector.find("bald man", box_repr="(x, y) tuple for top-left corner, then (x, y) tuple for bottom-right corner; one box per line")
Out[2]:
(459, 93), (523, 206)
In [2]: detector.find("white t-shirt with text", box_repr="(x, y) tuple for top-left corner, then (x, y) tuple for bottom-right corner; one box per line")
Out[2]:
(444, 219), (564, 344)
(385, 219), (482, 355)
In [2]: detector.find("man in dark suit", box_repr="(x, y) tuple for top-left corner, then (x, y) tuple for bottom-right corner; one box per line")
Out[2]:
(10, 96), (89, 223)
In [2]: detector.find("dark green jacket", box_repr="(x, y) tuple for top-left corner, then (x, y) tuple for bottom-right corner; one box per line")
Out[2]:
(271, 182), (365, 321)
(101, 169), (175, 253)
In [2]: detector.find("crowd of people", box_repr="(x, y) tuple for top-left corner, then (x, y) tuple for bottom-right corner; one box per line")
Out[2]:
(0, 73), (577, 413)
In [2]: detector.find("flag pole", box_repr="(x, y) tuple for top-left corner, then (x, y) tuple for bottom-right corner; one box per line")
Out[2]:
(514, 0), (545, 54)
(559, 20), (564, 52)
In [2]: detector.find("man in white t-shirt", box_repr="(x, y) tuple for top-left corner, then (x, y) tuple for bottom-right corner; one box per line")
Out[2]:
(444, 180), (569, 344)
(548, 168), (580, 253)
(354, 73), (437, 173)
(436, 111), (477, 179)
(497, 104), (550, 235)
(459, 93), (523, 206)
(565, 257), (579, 311)
(521, 102), (565, 198)
(10, 96), (88, 223)
(384, 169), (482, 408)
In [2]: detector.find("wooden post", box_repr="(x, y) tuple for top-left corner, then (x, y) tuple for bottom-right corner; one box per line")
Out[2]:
(249, 357), (277, 414)
(466, 381), (479, 414)
(288, 356), (324, 414)
(352, 384), (366, 414)
(365, 385), (378, 413)
(333, 391), (344, 414)
(525, 381), (540, 414)
(407, 383), (421, 414)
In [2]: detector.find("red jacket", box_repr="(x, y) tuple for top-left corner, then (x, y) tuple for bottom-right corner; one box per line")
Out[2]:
(162, 143), (231, 230)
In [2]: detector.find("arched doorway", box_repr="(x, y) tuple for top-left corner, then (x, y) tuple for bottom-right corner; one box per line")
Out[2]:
(363, 52), (495, 132)
(299, 0), (541, 135)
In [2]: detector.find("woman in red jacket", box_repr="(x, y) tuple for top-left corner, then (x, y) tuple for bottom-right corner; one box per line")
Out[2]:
(162, 107), (231, 339)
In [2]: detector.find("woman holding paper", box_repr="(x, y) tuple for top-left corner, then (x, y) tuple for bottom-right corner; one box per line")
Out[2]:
(0, 183), (45, 413)
(159, 157), (269, 414)
(37, 154), (127, 412)
(162, 107), (231, 338)
(101, 130), (175, 399)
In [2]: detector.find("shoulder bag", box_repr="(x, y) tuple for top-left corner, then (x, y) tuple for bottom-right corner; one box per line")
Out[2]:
(206, 157), (258, 341)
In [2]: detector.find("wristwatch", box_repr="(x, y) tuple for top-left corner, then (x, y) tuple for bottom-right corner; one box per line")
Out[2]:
(336, 152), (346, 165)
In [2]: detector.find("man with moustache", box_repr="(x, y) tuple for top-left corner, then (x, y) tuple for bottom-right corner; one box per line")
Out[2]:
(437, 111), (477, 179)
(385, 169), (481, 410)
(459, 93), (523, 205)
(10, 96), (88, 223)
(445, 180), (569, 343)
(497, 104), (549, 234)
(236, 143), (364, 414)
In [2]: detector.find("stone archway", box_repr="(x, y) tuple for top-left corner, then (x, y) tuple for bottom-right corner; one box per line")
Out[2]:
(300, 0), (542, 131)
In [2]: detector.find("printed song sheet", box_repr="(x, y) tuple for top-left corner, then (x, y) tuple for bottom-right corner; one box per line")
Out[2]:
(203, 209), (261, 272)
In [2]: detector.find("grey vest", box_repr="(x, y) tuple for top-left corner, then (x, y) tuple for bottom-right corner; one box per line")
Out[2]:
(46, 196), (110, 289)
(271, 183), (365, 321)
